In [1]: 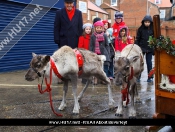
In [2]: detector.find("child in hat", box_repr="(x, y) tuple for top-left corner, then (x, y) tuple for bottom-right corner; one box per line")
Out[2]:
(78, 23), (92, 50)
(112, 11), (127, 38)
(89, 21), (111, 85)
(115, 26), (132, 52)
(135, 15), (154, 82)
(78, 23), (92, 84)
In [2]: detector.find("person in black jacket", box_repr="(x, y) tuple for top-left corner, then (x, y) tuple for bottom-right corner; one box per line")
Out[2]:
(135, 15), (154, 82)
(54, 0), (83, 49)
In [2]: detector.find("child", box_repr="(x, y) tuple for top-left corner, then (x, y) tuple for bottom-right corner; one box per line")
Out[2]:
(89, 21), (111, 85)
(78, 23), (92, 84)
(115, 26), (131, 52)
(102, 20), (115, 80)
(135, 15), (154, 82)
(112, 11), (127, 38)
(115, 26), (132, 106)
(78, 23), (92, 50)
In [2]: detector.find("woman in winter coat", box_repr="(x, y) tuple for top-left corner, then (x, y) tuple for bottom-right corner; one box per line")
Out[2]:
(89, 21), (111, 85)
(135, 15), (154, 82)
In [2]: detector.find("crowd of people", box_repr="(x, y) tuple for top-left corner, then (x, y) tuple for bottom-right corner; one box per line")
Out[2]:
(54, 0), (154, 84)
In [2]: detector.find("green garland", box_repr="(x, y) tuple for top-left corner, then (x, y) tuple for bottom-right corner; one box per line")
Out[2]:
(148, 35), (175, 56)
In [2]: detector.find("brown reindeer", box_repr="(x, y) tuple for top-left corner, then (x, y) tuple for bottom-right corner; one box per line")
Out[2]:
(25, 46), (115, 114)
(114, 44), (144, 118)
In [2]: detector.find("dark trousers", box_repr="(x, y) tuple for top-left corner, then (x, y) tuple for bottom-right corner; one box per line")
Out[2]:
(103, 60), (114, 78)
(108, 60), (114, 78)
(143, 52), (153, 79)
(104, 65), (109, 77)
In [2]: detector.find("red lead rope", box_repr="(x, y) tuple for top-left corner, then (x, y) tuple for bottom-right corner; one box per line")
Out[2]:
(37, 49), (84, 117)
(38, 59), (63, 117)
(121, 67), (134, 105)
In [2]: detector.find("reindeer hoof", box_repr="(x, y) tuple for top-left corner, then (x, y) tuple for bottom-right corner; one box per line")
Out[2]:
(129, 116), (136, 119)
(77, 97), (82, 102)
(72, 113), (79, 115)
(115, 113), (123, 117)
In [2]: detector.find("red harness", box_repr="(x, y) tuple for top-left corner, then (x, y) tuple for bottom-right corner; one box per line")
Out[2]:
(73, 49), (84, 76)
(37, 49), (84, 116)
(121, 66), (134, 105)
(51, 49), (84, 79)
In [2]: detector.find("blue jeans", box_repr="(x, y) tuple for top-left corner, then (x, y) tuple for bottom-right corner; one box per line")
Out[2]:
(108, 60), (114, 78)
(104, 60), (114, 78)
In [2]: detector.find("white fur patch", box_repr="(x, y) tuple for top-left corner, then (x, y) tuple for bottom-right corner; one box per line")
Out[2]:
(160, 74), (175, 92)
(98, 55), (106, 62)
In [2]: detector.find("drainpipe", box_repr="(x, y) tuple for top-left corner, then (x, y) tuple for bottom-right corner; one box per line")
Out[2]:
(147, 0), (148, 15)
(170, 0), (175, 18)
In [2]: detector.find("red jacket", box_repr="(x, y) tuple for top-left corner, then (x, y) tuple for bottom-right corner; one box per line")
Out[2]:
(78, 34), (91, 50)
(115, 37), (132, 52)
(112, 22), (126, 37)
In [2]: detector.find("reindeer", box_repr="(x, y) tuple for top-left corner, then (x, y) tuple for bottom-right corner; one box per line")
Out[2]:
(114, 44), (144, 118)
(25, 46), (115, 114)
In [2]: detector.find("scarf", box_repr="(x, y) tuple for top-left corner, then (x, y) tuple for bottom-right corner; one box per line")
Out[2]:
(65, 6), (75, 21)
(93, 32), (104, 54)
(84, 34), (90, 40)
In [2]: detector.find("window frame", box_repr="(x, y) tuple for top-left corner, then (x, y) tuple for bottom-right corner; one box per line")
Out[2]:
(111, 0), (117, 6)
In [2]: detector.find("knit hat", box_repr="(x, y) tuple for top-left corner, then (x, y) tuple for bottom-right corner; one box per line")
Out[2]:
(93, 21), (104, 27)
(93, 17), (101, 24)
(115, 11), (123, 19)
(102, 20), (110, 28)
(82, 23), (92, 30)
(64, 0), (75, 2)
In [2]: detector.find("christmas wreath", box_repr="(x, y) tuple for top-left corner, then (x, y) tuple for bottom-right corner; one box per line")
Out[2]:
(148, 35), (175, 56)
(148, 35), (175, 91)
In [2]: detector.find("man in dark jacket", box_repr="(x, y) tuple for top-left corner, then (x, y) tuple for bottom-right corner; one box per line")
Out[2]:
(54, 0), (83, 49)
(135, 15), (154, 82)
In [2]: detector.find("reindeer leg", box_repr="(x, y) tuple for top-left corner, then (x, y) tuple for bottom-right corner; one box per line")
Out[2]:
(135, 84), (141, 103)
(97, 70), (115, 107)
(77, 79), (90, 101)
(107, 84), (115, 107)
(115, 89), (123, 116)
(58, 80), (68, 111)
(129, 84), (136, 118)
(71, 75), (80, 114)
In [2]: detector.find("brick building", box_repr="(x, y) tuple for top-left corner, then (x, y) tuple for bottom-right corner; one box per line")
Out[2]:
(77, 0), (175, 40)
(76, 0), (108, 24)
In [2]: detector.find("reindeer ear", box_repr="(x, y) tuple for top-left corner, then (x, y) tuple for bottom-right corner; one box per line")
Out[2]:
(44, 55), (50, 63)
(129, 56), (139, 63)
(32, 52), (37, 57)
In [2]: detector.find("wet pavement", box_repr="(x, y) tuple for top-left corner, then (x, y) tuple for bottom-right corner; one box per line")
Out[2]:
(0, 58), (174, 132)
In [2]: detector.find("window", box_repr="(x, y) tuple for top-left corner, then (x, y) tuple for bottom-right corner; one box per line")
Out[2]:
(111, 0), (117, 6)
(96, 12), (98, 17)
(160, 10), (166, 19)
(155, 0), (161, 4)
(103, 14), (106, 20)
(95, 0), (102, 6)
